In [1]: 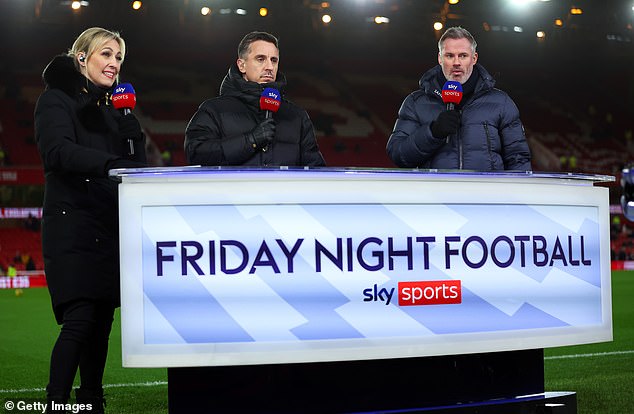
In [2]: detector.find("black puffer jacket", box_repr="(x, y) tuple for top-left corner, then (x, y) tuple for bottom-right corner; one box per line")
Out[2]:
(185, 64), (325, 167)
(387, 64), (531, 171)
(34, 55), (147, 323)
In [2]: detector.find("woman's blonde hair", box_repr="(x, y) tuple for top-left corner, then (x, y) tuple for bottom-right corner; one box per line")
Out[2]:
(68, 27), (126, 80)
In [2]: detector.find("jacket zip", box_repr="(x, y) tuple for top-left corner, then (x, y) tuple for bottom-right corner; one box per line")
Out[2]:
(483, 122), (493, 169)
(459, 130), (463, 169)
(458, 110), (464, 169)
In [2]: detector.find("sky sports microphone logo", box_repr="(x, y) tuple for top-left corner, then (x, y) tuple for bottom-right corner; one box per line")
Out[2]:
(260, 87), (281, 112)
(363, 280), (462, 306)
(112, 83), (136, 110)
(441, 80), (463, 106)
(263, 87), (280, 101)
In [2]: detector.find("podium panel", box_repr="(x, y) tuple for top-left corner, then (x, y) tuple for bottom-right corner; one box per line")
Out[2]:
(112, 168), (611, 412)
(114, 168), (612, 368)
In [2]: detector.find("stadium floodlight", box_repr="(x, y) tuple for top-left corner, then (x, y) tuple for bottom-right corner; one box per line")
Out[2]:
(69, 1), (89, 9)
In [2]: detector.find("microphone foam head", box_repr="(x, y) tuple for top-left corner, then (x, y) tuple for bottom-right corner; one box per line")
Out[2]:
(112, 82), (137, 111)
(260, 87), (281, 113)
(441, 80), (463, 105)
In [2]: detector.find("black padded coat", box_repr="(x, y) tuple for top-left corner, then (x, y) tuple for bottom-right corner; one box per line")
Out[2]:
(387, 64), (531, 171)
(185, 64), (325, 167)
(34, 55), (146, 323)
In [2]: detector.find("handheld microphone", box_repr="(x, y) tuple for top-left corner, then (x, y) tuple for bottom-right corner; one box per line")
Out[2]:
(259, 87), (281, 118)
(441, 80), (463, 111)
(112, 83), (137, 156)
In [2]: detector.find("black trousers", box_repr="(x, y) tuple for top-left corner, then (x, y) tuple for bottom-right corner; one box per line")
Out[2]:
(46, 299), (115, 400)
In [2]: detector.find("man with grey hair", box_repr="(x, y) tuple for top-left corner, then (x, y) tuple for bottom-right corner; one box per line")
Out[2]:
(386, 26), (531, 171)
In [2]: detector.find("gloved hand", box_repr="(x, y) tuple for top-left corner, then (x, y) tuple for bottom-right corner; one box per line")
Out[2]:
(118, 113), (143, 141)
(245, 118), (275, 150)
(104, 157), (146, 175)
(430, 110), (461, 139)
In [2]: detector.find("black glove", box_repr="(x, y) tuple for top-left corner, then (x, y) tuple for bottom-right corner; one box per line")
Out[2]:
(430, 110), (461, 139)
(245, 118), (276, 150)
(118, 113), (143, 141)
(104, 157), (146, 174)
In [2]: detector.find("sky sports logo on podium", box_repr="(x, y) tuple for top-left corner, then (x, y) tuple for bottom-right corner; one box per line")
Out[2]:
(362, 280), (461, 306)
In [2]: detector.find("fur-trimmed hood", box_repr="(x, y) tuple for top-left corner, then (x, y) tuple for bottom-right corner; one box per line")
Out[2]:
(41, 54), (115, 133)
(42, 55), (87, 98)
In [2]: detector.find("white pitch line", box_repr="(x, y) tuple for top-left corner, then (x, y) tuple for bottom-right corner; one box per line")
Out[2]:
(544, 350), (634, 360)
(0, 381), (168, 394)
(2, 350), (633, 394)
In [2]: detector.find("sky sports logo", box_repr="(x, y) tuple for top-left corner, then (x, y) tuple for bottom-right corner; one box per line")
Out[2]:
(362, 280), (461, 306)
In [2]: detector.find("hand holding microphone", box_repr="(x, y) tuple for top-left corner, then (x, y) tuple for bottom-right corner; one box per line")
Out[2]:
(245, 87), (281, 151)
(431, 80), (464, 139)
(112, 83), (141, 156)
(246, 118), (276, 150)
(431, 111), (461, 139)
(118, 114), (143, 142)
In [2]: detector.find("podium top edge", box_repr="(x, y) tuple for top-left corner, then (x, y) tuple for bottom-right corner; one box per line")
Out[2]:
(108, 166), (615, 183)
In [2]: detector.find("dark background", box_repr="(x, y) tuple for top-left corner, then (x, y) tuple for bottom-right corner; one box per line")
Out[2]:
(1, 0), (633, 173)
(2, 1), (633, 111)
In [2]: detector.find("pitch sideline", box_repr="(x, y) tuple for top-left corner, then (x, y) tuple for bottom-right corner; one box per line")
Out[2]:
(2, 349), (634, 394)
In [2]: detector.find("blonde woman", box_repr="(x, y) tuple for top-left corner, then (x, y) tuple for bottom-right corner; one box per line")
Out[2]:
(35, 27), (146, 413)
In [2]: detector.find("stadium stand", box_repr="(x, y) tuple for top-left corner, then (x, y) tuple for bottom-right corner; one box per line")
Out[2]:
(0, 99), (40, 166)
(0, 226), (43, 272)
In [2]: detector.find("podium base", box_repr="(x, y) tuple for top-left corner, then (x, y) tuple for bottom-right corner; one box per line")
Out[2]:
(167, 349), (563, 413)
(395, 392), (577, 413)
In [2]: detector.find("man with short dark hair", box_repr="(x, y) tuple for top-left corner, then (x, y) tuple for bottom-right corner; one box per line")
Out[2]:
(386, 26), (531, 171)
(185, 31), (325, 167)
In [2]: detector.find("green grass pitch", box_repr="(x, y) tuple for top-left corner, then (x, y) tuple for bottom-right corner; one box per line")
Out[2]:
(1, 272), (632, 413)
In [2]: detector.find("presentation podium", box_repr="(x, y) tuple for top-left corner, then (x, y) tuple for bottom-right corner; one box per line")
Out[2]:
(111, 167), (613, 413)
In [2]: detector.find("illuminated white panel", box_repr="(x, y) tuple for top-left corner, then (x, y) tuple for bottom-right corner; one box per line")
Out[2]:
(115, 168), (613, 367)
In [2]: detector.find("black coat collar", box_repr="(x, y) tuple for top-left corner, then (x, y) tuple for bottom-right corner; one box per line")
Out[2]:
(42, 55), (115, 132)
(219, 63), (287, 109)
(42, 55), (86, 98)
(42, 54), (111, 102)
